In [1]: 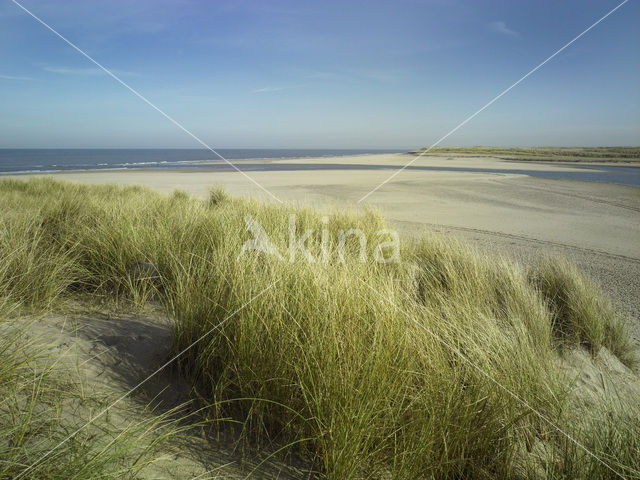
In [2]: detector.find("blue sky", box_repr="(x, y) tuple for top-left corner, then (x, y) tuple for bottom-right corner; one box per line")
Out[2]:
(1, 0), (638, 148)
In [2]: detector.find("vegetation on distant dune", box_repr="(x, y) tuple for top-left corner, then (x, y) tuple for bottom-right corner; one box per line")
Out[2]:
(408, 146), (640, 162)
(0, 177), (638, 479)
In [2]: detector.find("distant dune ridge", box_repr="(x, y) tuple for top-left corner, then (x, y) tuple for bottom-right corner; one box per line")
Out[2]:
(1, 177), (639, 479)
(409, 146), (640, 162)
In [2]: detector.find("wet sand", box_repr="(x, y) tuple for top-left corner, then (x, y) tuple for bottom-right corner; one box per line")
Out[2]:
(10, 153), (640, 339)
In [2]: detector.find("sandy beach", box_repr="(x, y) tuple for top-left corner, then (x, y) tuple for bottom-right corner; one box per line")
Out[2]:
(11, 153), (640, 338)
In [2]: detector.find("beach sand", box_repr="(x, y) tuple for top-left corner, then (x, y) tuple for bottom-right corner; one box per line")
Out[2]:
(11, 153), (640, 338)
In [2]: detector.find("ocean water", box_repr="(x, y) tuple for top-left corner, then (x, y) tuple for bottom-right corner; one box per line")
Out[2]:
(0, 148), (400, 174)
(1, 149), (638, 187)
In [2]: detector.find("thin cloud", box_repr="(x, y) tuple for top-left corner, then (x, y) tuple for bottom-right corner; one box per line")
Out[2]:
(177, 94), (217, 102)
(309, 68), (398, 83)
(305, 71), (341, 80)
(43, 66), (139, 76)
(0, 73), (33, 81)
(252, 85), (299, 93)
(352, 69), (400, 83)
(488, 21), (519, 37)
(303, 69), (401, 83)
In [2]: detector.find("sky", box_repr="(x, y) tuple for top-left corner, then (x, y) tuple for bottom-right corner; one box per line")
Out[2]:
(0, 0), (639, 149)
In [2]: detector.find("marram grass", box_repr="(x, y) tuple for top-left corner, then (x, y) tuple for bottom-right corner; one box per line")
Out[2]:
(0, 177), (638, 479)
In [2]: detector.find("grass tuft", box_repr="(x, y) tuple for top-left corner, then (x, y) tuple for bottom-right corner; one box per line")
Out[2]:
(208, 186), (230, 207)
(528, 257), (635, 367)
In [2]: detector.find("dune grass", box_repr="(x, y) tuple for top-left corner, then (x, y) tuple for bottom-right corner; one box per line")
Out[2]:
(0, 177), (638, 479)
(529, 257), (635, 365)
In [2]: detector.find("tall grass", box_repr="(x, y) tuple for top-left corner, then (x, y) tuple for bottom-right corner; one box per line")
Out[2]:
(529, 257), (635, 366)
(0, 177), (637, 479)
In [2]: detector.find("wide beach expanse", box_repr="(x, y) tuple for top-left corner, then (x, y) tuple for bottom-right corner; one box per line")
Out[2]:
(11, 152), (640, 340)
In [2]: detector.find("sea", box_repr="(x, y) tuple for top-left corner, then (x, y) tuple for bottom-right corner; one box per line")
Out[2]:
(1, 149), (639, 187)
(0, 149), (400, 175)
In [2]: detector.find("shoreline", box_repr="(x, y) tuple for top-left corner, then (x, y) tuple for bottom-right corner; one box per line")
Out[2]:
(3, 151), (640, 177)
